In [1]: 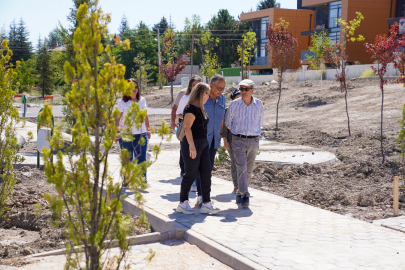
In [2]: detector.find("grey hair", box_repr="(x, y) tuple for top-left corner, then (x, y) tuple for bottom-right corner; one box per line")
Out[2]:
(210, 74), (226, 85)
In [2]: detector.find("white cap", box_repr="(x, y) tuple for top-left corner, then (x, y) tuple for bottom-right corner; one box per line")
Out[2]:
(238, 79), (254, 87)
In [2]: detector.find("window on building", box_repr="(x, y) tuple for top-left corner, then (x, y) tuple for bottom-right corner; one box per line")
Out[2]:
(261, 17), (269, 40)
(329, 1), (342, 29)
(329, 30), (340, 44)
(260, 40), (268, 57)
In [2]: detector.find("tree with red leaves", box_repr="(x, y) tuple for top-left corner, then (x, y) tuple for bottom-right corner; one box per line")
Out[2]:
(159, 29), (189, 103)
(266, 19), (299, 131)
(365, 23), (400, 163)
(321, 12), (364, 137)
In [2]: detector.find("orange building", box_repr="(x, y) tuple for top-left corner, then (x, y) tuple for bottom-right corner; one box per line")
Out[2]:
(240, 8), (315, 73)
(301, 0), (393, 65)
(240, 0), (395, 73)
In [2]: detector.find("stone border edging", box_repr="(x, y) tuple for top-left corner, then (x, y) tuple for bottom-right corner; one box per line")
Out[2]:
(122, 197), (267, 270)
(27, 231), (173, 258)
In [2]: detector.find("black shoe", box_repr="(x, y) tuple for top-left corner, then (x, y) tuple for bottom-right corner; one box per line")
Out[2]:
(241, 196), (249, 208)
(236, 194), (242, 203)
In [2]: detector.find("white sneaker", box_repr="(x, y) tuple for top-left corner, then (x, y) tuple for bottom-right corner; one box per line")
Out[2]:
(200, 201), (220, 215)
(195, 196), (203, 207)
(176, 200), (195, 215)
(190, 183), (197, 192)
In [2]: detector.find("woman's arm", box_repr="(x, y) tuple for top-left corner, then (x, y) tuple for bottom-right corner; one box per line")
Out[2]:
(183, 112), (196, 159)
(145, 114), (151, 139)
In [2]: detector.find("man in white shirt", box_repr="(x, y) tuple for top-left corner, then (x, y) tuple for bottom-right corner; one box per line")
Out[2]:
(225, 79), (264, 208)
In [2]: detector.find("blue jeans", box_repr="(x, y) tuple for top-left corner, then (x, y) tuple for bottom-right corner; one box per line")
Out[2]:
(119, 133), (148, 183)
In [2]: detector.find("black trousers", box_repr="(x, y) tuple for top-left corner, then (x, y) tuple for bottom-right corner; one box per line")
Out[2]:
(180, 137), (212, 203)
(195, 139), (217, 196)
(178, 119), (185, 175)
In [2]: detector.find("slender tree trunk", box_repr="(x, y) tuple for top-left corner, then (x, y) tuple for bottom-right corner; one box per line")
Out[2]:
(170, 81), (174, 103)
(276, 72), (282, 131)
(381, 83), (385, 163)
(342, 69), (352, 137)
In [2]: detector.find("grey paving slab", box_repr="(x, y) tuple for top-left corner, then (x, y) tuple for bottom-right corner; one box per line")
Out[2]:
(374, 216), (405, 233)
(15, 123), (405, 269)
(122, 143), (405, 269)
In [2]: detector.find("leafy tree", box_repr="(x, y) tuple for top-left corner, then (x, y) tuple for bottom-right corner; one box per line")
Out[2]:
(199, 31), (220, 81)
(55, 0), (92, 67)
(159, 29), (188, 103)
(257, 0), (277, 10)
(50, 50), (68, 88)
(36, 39), (53, 97)
(366, 23), (399, 163)
(306, 29), (330, 70)
(133, 52), (152, 92)
(180, 15), (203, 70)
(266, 19), (299, 131)
(13, 56), (37, 92)
(119, 14), (130, 36)
(237, 31), (257, 78)
(115, 23), (158, 80)
(40, 3), (169, 269)
(153, 16), (169, 33)
(0, 40), (26, 218)
(207, 9), (249, 68)
(321, 12), (364, 137)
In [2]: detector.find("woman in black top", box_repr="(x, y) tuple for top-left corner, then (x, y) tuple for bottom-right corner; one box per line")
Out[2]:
(176, 83), (220, 215)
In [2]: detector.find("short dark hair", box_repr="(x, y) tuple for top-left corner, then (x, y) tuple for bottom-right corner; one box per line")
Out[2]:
(123, 78), (140, 102)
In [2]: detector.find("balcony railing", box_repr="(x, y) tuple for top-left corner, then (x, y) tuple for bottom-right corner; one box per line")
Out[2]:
(251, 56), (267, 66)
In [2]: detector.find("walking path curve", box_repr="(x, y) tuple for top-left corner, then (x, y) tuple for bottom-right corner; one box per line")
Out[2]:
(15, 124), (405, 269)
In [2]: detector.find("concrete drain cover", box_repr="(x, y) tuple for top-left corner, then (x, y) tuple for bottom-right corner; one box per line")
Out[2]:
(255, 140), (336, 165)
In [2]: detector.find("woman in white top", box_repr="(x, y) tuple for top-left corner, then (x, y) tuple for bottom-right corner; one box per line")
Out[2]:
(176, 76), (202, 119)
(116, 78), (151, 184)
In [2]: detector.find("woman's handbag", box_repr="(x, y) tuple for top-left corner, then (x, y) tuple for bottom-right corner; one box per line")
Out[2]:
(176, 121), (185, 141)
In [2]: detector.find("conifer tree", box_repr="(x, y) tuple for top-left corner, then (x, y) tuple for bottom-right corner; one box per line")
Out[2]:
(119, 14), (130, 36)
(15, 18), (32, 61)
(36, 38), (53, 97)
(257, 0), (277, 10)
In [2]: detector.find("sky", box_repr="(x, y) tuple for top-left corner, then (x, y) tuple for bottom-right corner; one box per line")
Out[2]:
(0, 0), (297, 46)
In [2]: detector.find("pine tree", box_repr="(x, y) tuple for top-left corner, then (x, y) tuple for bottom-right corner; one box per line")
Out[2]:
(119, 14), (130, 36)
(15, 18), (32, 61)
(153, 16), (169, 33)
(257, 0), (277, 10)
(36, 39), (53, 97)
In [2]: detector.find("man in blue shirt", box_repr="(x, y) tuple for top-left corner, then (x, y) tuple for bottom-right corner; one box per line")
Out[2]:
(195, 75), (226, 206)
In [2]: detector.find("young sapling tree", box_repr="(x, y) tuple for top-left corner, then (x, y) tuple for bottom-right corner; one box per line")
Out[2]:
(365, 23), (399, 163)
(39, 3), (170, 269)
(266, 19), (299, 131)
(159, 29), (188, 103)
(321, 12), (364, 137)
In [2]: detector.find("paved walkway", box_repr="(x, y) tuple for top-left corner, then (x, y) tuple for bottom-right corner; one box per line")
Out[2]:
(126, 138), (405, 270)
(2, 239), (231, 270)
(16, 125), (405, 269)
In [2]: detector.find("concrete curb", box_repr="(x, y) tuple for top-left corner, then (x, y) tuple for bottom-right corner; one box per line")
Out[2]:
(122, 197), (267, 270)
(27, 231), (174, 258)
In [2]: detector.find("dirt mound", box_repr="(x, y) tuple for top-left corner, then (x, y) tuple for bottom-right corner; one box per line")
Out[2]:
(294, 95), (333, 108)
(0, 167), (65, 261)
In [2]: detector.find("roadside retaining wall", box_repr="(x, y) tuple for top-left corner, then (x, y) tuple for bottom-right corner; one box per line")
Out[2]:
(223, 63), (399, 85)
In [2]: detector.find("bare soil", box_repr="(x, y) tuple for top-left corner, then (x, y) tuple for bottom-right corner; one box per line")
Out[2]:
(0, 165), (149, 266)
(147, 78), (405, 222)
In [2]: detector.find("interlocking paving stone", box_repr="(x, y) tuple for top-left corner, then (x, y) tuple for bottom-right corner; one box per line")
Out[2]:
(18, 130), (405, 269)
(111, 139), (405, 269)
